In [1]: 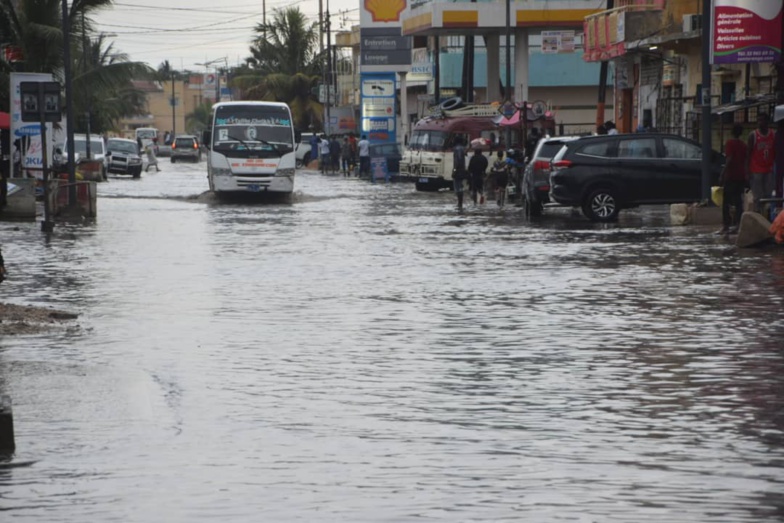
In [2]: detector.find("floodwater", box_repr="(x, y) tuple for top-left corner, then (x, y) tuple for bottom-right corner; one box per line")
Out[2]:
(1, 159), (784, 522)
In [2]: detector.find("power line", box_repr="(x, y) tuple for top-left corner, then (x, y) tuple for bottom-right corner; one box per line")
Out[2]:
(112, 0), (310, 14)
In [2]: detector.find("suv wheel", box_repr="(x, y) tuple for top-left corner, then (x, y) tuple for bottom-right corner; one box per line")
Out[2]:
(296, 158), (304, 169)
(583, 188), (619, 222)
(524, 191), (543, 217)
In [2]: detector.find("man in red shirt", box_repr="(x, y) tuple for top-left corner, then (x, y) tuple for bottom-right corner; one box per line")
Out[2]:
(747, 112), (776, 214)
(719, 124), (748, 233)
(775, 116), (784, 199)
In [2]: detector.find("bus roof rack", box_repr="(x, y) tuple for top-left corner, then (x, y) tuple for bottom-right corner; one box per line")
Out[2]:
(428, 103), (500, 118)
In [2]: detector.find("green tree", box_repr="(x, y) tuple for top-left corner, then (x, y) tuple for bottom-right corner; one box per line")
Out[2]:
(237, 6), (324, 131)
(73, 34), (151, 133)
(247, 7), (322, 76)
(0, 0), (152, 131)
(186, 102), (212, 135)
(244, 73), (323, 132)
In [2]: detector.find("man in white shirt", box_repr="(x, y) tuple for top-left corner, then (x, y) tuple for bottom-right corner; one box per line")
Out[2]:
(319, 135), (330, 174)
(358, 135), (370, 178)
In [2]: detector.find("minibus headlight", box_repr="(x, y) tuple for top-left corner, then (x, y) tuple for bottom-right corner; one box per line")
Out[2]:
(212, 167), (232, 177)
(276, 168), (294, 177)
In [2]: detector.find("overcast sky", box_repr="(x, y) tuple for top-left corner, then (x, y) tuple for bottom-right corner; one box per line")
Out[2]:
(93, 0), (360, 72)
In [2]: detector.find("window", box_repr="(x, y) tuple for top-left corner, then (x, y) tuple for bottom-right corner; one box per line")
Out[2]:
(618, 138), (657, 159)
(662, 138), (700, 159)
(577, 141), (612, 158)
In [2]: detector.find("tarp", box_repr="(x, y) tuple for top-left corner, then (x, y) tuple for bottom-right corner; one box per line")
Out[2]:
(0, 111), (10, 129)
(497, 108), (555, 127)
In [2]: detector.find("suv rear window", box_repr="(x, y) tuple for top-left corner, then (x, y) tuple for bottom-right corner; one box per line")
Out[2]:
(175, 138), (195, 147)
(537, 143), (565, 159)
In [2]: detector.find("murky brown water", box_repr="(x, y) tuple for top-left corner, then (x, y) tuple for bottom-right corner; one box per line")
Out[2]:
(1, 161), (784, 521)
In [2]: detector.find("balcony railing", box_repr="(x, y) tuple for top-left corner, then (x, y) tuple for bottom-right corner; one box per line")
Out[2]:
(584, 2), (665, 61)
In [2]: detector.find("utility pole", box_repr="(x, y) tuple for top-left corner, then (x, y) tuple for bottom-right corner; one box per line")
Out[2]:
(319, 0), (324, 57)
(61, 0), (77, 205)
(82, 12), (91, 162)
(701, 0), (712, 201)
(596, 0), (614, 130)
(504, 0), (512, 147)
(171, 71), (176, 137)
(326, 3), (332, 134)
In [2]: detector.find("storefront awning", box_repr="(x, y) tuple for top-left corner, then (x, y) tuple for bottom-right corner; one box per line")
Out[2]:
(711, 94), (777, 115)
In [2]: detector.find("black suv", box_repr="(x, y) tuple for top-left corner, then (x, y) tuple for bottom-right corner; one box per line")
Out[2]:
(548, 133), (724, 222)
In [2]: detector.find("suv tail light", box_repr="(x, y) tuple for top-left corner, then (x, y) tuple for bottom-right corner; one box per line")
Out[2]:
(193, 142), (198, 149)
(171, 142), (177, 149)
(533, 160), (550, 171)
(551, 160), (572, 171)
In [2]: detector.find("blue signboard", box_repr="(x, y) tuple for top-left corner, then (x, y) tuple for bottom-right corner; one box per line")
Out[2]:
(360, 72), (396, 147)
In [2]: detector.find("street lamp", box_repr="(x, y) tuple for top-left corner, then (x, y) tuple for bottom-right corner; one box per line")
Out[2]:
(195, 57), (227, 105)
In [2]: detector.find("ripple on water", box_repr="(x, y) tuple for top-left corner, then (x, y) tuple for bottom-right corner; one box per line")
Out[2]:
(1, 169), (783, 521)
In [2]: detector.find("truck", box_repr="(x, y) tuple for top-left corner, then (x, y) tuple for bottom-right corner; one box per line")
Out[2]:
(400, 101), (556, 192)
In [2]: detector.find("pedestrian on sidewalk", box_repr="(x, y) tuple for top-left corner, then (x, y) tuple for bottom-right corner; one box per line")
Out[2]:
(747, 112), (776, 214)
(340, 137), (352, 177)
(348, 133), (358, 173)
(319, 135), (330, 174)
(718, 124), (748, 234)
(452, 136), (468, 210)
(488, 150), (508, 207)
(309, 133), (320, 166)
(358, 135), (370, 178)
(467, 148), (488, 205)
(329, 136), (341, 174)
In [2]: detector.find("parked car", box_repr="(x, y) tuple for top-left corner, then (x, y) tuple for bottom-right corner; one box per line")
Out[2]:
(548, 133), (724, 222)
(295, 132), (316, 169)
(106, 138), (145, 178)
(522, 135), (580, 216)
(170, 135), (201, 163)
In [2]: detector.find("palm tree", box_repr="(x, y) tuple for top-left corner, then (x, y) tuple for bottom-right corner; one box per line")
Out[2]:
(247, 7), (322, 76)
(244, 73), (322, 132)
(186, 102), (212, 135)
(239, 7), (324, 131)
(73, 34), (152, 133)
(0, 0), (152, 130)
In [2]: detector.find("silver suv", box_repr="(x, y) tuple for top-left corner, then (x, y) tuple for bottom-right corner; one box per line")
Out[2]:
(522, 135), (580, 216)
(171, 135), (201, 163)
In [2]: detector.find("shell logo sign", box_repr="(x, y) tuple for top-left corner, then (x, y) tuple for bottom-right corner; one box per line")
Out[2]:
(365, 0), (406, 23)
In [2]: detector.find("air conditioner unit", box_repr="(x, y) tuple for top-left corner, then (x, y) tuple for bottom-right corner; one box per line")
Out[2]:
(683, 14), (702, 33)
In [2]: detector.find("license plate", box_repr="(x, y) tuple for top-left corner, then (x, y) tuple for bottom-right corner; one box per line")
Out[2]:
(418, 178), (428, 183)
(247, 184), (260, 192)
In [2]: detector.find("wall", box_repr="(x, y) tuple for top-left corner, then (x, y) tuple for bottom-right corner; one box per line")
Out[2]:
(116, 81), (206, 139)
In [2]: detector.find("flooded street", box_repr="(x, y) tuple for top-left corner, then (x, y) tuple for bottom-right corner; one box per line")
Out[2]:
(2, 160), (784, 521)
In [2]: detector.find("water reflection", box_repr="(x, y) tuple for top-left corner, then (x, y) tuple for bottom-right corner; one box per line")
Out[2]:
(0, 163), (783, 521)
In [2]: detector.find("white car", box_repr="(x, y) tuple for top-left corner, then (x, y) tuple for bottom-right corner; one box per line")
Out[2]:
(295, 132), (316, 169)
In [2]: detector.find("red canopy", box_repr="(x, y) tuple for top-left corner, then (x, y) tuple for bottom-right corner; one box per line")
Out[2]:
(0, 111), (10, 130)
